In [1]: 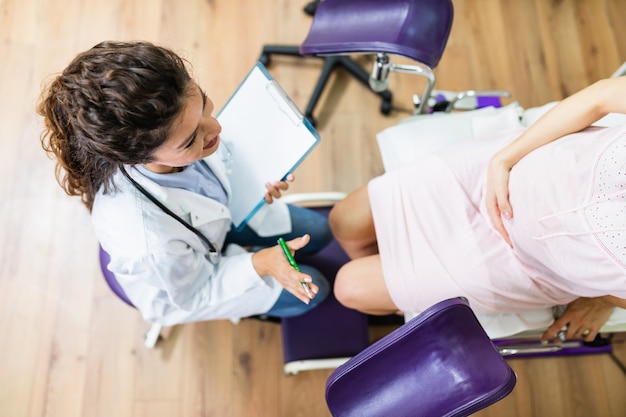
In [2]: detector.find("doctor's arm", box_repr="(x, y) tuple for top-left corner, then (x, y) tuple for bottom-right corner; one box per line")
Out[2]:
(148, 238), (314, 321)
(487, 76), (626, 245)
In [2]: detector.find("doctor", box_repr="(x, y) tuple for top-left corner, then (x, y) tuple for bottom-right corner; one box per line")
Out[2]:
(38, 41), (331, 325)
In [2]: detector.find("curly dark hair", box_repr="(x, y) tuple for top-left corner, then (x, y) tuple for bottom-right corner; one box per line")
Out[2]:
(38, 41), (193, 211)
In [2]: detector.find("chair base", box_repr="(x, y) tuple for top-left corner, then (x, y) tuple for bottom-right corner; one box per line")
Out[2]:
(144, 323), (163, 348)
(302, 0), (320, 16)
(494, 333), (626, 376)
(259, 45), (392, 126)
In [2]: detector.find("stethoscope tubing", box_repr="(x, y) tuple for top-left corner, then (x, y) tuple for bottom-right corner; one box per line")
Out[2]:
(120, 166), (221, 264)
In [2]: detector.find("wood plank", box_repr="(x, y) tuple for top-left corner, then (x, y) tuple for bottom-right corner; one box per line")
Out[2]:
(180, 320), (236, 417)
(230, 321), (282, 416)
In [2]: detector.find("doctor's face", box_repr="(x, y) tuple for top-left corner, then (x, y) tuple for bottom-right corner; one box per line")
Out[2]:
(144, 84), (222, 174)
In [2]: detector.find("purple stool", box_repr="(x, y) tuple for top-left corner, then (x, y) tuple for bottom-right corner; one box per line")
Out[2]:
(325, 298), (516, 417)
(99, 247), (134, 307)
(99, 246), (163, 348)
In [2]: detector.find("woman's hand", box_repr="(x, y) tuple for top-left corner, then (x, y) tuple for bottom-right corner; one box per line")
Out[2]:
(542, 297), (615, 343)
(264, 173), (295, 204)
(486, 153), (514, 247)
(251, 234), (318, 304)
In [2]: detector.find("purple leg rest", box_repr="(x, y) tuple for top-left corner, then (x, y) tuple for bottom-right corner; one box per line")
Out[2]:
(325, 298), (516, 417)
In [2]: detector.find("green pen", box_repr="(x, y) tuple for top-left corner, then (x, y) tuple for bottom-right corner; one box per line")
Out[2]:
(277, 237), (313, 299)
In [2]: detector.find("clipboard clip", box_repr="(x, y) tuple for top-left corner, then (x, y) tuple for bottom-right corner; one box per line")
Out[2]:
(266, 80), (304, 126)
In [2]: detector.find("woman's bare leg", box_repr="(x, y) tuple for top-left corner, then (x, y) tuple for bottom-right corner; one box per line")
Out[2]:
(334, 254), (399, 315)
(329, 184), (378, 259)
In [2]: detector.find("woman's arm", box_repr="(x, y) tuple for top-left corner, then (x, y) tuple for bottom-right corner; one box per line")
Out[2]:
(487, 77), (626, 245)
(603, 295), (626, 309)
(542, 296), (626, 342)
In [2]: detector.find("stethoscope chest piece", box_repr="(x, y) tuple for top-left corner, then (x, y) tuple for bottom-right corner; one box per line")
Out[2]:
(206, 249), (221, 265)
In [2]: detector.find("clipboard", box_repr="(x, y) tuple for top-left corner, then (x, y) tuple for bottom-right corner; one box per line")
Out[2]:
(216, 62), (321, 230)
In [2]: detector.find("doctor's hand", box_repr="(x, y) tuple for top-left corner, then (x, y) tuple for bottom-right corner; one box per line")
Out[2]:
(251, 234), (318, 305)
(264, 173), (295, 204)
(542, 297), (614, 343)
(486, 153), (514, 247)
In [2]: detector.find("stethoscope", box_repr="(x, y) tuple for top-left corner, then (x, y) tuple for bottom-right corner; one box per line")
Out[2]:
(120, 166), (221, 265)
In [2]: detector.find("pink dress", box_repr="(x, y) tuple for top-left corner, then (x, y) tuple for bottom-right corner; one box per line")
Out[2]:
(368, 125), (626, 315)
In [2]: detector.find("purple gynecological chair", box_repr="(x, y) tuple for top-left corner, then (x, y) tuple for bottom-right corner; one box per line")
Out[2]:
(278, 196), (516, 417)
(275, 0), (505, 374)
(325, 298), (517, 417)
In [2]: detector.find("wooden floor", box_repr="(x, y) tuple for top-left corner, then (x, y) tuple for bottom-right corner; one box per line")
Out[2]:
(2, 0), (626, 415)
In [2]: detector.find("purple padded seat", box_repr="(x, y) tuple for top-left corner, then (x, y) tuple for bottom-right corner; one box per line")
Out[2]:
(282, 206), (370, 373)
(325, 298), (516, 417)
(99, 246), (134, 307)
(300, 0), (453, 68)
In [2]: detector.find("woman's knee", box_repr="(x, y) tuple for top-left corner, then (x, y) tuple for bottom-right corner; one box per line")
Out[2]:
(334, 257), (396, 313)
(333, 263), (363, 310)
(329, 185), (373, 240)
(328, 200), (347, 239)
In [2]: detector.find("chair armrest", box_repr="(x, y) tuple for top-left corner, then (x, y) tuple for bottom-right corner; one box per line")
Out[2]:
(281, 191), (347, 206)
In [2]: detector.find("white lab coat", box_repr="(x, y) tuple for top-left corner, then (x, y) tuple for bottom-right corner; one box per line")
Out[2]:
(91, 146), (290, 325)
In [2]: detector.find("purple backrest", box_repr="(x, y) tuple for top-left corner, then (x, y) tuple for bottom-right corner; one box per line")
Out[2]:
(300, 0), (454, 68)
(325, 298), (516, 417)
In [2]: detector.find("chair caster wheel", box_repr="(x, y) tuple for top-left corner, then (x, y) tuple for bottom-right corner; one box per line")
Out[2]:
(259, 53), (270, 66)
(380, 99), (393, 115)
(303, 1), (319, 16)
